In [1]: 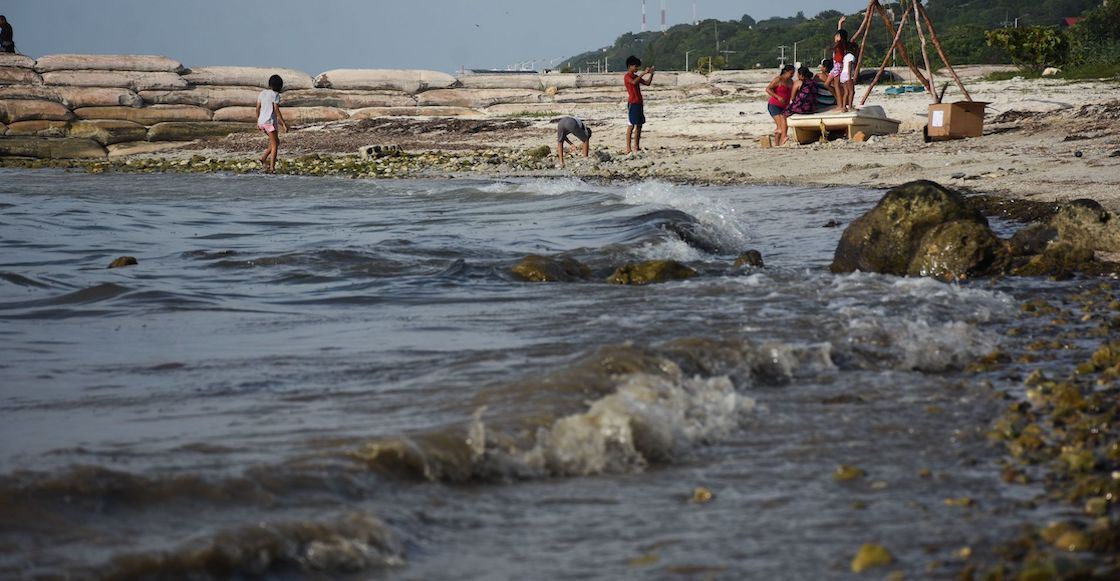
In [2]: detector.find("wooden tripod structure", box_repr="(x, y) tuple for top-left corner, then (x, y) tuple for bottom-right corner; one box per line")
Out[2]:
(849, 0), (972, 106)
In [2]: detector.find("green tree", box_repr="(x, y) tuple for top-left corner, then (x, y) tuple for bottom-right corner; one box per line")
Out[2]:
(985, 26), (1071, 71)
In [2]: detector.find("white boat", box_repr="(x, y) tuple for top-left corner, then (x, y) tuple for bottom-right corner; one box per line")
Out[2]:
(786, 105), (901, 145)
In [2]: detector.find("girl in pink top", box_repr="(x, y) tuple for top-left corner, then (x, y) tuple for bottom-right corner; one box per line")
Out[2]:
(766, 64), (795, 146)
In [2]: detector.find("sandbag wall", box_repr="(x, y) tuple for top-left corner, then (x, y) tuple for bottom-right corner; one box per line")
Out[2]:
(0, 53), (719, 159)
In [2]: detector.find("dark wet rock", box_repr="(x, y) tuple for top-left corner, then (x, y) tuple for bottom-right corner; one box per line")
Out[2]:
(823, 219), (842, 228)
(908, 220), (1010, 280)
(526, 145), (552, 160)
(831, 180), (988, 275)
(108, 256), (138, 269)
(734, 250), (764, 268)
(607, 260), (698, 285)
(1049, 199), (1120, 253)
(511, 255), (591, 283)
(660, 221), (721, 254)
(1009, 224), (1058, 256)
(594, 150), (612, 162)
(1010, 242), (1095, 279)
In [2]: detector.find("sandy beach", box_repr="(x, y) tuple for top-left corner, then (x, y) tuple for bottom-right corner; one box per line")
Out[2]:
(129, 70), (1119, 209)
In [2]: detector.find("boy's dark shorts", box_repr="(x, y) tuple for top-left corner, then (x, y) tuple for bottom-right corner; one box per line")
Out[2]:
(628, 103), (645, 126)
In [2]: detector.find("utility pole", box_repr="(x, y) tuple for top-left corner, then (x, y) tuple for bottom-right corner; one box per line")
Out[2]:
(642, 0), (647, 33)
(661, 0), (667, 32)
(719, 48), (736, 68)
(685, 49), (695, 71)
(777, 45), (790, 67)
(693, 0), (698, 25)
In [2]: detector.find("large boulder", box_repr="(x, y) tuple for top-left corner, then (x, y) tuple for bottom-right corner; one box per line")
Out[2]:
(41, 70), (188, 92)
(35, 54), (184, 73)
(138, 87), (261, 109)
(68, 120), (148, 145)
(511, 255), (592, 282)
(211, 106), (348, 125)
(607, 260), (698, 285)
(313, 69), (458, 93)
(74, 105), (212, 124)
(831, 180), (989, 275)
(0, 67), (42, 85)
(417, 88), (545, 108)
(4, 120), (69, 137)
(182, 66), (314, 90)
(0, 53), (36, 69)
(1049, 199), (1120, 253)
(146, 122), (257, 141)
(0, 99), (74, 123)
(0, 136), (106, 159)
(907, 220), (1010, 280)
(279, 89), (416, 109)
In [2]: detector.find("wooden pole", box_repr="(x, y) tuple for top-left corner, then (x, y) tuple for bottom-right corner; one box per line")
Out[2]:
(916, 2), (973, 102)
(911, 0), (937, 102)
(851, 0), (877, 41)
(861, 5), (913, 106)
(854, 6), (875, 79)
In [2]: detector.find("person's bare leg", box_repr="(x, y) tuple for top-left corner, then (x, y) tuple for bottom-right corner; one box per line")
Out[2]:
(267, 132), (279, 173)
(634, 125), (642, 151)
(625, 125), (634, 154)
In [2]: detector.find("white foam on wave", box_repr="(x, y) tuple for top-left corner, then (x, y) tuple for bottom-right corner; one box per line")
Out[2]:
(619, 180), (752, 253)
(827, 273), (1014, 372)
(632, 238), (706, 262)
(470, 363), (753, 478)
(476, 177), (597, 197)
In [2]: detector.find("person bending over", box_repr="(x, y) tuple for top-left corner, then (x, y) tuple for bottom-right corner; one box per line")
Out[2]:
(556, 116), (592, 168)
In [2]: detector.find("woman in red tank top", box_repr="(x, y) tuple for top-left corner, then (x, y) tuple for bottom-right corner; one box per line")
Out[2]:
(765, 64), (796, 146)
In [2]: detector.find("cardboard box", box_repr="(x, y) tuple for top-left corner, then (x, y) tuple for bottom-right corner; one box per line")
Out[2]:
(927, 101), (988, 140)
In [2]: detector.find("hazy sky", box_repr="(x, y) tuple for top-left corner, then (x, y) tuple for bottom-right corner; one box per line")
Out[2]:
(5, 1), (868, 73)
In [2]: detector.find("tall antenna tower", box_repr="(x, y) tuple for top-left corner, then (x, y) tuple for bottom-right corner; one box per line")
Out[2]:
(661, 0), (667, 32)
(642, 0), (647, 32)
(693, 0), (698, 25)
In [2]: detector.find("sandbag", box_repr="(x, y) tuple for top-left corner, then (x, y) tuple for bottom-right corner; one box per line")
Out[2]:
(68, 119), (148, 145)
(4, 120), (70, 136)
(574, 74), (622, 88)
(212, 106), (348, 125)
(457, 74), (543, 90)
(0, 122), (5, 134)
(0, 54), (37, 69)
(106, 140), (191, 157)
(313, 69), (458, 93)
(551, 90), (620, 104)
(0, 86), (143, 108)
(0, 99), (75, 124)
(54, 87), (144, 108)
(146, 122), (257, 141)
(539, 74), (580, 90)
(139, 87), (261, 109)
(709, 70), (771, 84)
(41, 70), (188, 92)
(0, 67), (42, 85)
(417, 89), (545, 109)
(35, 54), (184, 73)
(349, 106), (481, 119)
(279, 89), (416, 109)
(0, 136), (107, 159)
(74, 105), (211, 125)
(183, 67), (314, 90)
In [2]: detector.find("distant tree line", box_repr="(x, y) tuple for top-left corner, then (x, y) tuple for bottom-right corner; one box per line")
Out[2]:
(561, 0), (1107, 74)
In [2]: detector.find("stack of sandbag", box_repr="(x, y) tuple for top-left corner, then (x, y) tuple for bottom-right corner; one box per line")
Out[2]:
(177, 66), (351, 128)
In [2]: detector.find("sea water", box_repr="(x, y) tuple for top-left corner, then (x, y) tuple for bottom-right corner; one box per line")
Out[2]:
(0, 170), (1088, 578)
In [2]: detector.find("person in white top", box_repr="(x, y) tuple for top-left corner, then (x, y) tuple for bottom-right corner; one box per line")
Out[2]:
(255, 74), (288, 173)
(839, 49), (857, 112)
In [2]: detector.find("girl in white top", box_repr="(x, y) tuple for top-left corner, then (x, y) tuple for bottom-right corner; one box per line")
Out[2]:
(255, 74), (288, 173)
(839, 49), (857, 112)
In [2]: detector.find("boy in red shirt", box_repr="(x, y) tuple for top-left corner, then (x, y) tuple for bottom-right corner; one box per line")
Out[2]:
(624, 55), (655, 154)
